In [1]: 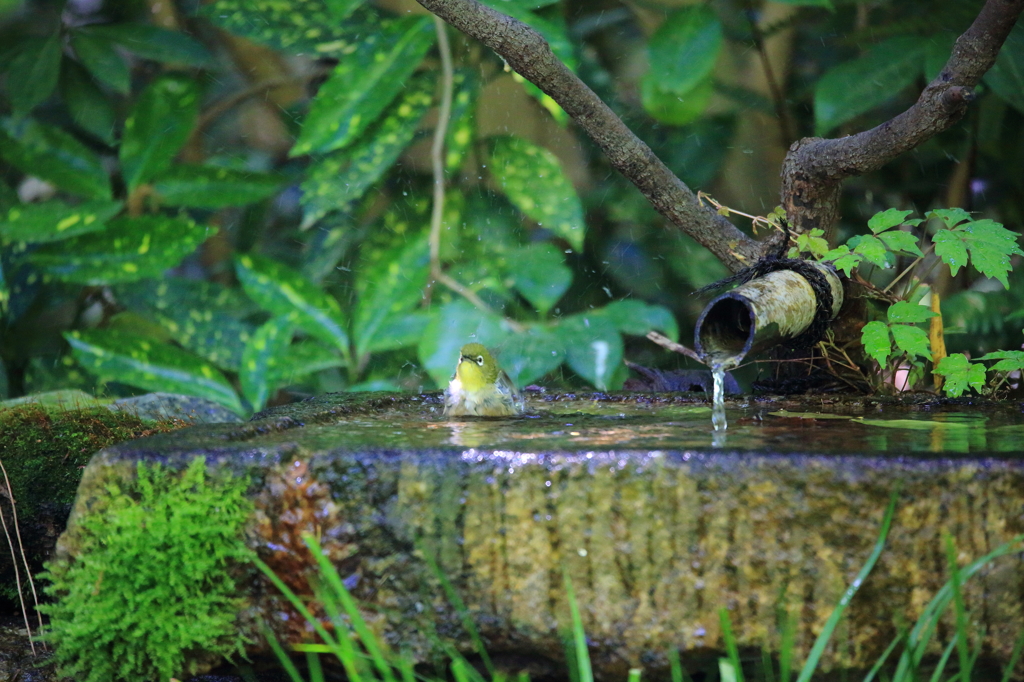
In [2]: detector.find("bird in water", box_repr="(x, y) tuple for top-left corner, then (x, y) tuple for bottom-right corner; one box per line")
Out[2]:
(444, 343), (524, 417)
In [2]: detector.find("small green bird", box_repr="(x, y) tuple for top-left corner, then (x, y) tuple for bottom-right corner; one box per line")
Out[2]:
(444, 343), (524, 417)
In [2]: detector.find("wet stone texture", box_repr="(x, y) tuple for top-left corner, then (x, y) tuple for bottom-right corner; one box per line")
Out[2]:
(57, 391), (1024, 679)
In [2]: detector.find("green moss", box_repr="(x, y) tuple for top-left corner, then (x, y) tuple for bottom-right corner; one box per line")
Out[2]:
(41, 457), (254, 682)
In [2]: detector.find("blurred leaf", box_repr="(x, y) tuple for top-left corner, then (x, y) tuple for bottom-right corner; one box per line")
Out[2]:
(500, 324), (564, 386)
(234, 253), (350, 354)
(324, 0), (361, 19)
(78, 24), (214, 67)
(152, 165), (284, 209)
(366, 311), (432, 354)
(70, 31), (130, 94)
(0, 199), (121, 243)
(489, 135), (584, 251)
(65, 329), (244, 414)
(887, 301), (937, 324)
(0, 117), (111, 199)
(878, 230), (924, 257)
(645, 6), (722, 96)
(202, 0), (381, 57)
(300, 75), (434, 227)
(7, 33), (61, 115)
(557, 313), (623, 390)
(985, 21), (1024, 114)
(814, 37), (927, 136)
(418, 299), (506, 387)
(868, 208), (914, 234)
(934, 353), (987, 397)
(477, 1), (576, 70)
(600, 299), (679, 341)
(890, 324), (931, 361)
(445, 70), (480, 173)
(268, 339), (345, 387)
(120, 74), (201, 191)
(291, 16), (435, 156)
(508, 243), (571, 315)
(640, 75), (714, 127)
(59, 59), (116, 143)
(861, 320), (891, 366)
(241, 314), (296, 412)
(353, 232), (430, 358)
(771, 0), (832, 6)
(30, 215), (211, 284)
(923, 33), (956, 83)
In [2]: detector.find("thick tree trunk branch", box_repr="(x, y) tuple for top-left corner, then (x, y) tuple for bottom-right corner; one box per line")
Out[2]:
(415, 0), (763, 272)
(782, 0), (1024, 236)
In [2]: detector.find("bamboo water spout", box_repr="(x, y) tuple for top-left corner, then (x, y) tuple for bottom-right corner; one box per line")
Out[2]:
(694, 262), (844, 368)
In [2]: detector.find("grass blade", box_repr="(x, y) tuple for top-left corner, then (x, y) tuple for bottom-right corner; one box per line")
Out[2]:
(796, 492), (899, 682)
(719, 608), (746, 682)
(943, 533), (972, 681)
(926, 637), (956, 682)
(862, 629), (904, 682)
(628, 669), (642, 682)
(999, 625), (1024, 682)
(668, 648), (693, 682)
(779, 603), (797, 682)
(421, 546), (495, 675)
(262, 624), (307, 682)
(307, 651), (325, 682)
(563, 571), (594, 682)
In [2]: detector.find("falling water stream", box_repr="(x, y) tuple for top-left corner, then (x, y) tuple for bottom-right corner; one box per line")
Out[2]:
(711, 365), (727, 431)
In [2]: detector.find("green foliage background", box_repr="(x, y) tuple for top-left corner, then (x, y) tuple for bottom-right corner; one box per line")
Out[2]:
(0, 0), (1022, 412)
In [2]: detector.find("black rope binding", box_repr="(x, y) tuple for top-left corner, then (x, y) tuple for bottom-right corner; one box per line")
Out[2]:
(694, 220), (839, 351)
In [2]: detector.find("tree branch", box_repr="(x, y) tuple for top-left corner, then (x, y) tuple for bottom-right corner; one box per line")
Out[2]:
(782, 0), (1024, 237)
(414, 0), (763, 272)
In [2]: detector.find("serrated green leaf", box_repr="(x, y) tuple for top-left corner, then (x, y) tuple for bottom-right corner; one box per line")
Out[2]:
(202, 0), (381, 57)
(291, 16), (435, 156)
(823, 245), (863, 276)
(508, 243), (572, 315)
(890, 324), (931, 361)
(868, 208), (914, 234)
(417, 299), (506, 388)
(934, 353), (987, 398)
(640, 75), (714, 127)
(861, 320), (891, 367)
(78, 24), (214, 67)
(985, 21), (1024, 114)
(300, 75), (434, 227)
(30, 215), (211, 284)
(120, 75), (201, 191)
(353, 233), (430, 358)
(814, 37), (927, 136)
(887, 300), (937, 324)
(7, 33), (62, 115)
(0, 117), (111, 199)
(0, 199), (121, 243)
(600, 299), (679, 341)
(960, 219), (1024, 288)
(852, 234), (889, 268)
(241, 315), (296, 412)
(933, 229), (969, 277)
(878, 229), (924, 257)
(65, 329), (243, 414)
(978, 349), (1024, 373)
(646, 5), (722, 96)
(490, 135), (585, 251)
(59, 59), (117, 143)
(557, 313), (623, 390)
(499, 324), (564, 386)
(927, 207), (972, 229)
(234, 253), (350, 355)
(70, 31), (131, 94)
(795, 229), (830, 259)
(152, 165), (284, 209)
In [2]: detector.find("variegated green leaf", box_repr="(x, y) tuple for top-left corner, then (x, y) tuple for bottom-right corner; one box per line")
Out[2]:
(490, 135), (585, 251)
(120, 75), (201, 191)
(445, 70), (480, 173)
(0, 200), (121, 243)
(65, 329), (244, 414)
(291, 16), (435, 156)
(0, 117), (111, 200)
(300, 76), (434, 227)
(234, 253), (350, 355)
(152, 165), (284, 209)
(365, 311), (432, 355)
(241, 315), (297, 412)
(30, 215), (212, 284)
(267, 339), (346, 386)
(77, 24), (214, 67)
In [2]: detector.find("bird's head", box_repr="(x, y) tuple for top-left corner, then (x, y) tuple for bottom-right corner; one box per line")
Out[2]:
(456, 343), (499, 390)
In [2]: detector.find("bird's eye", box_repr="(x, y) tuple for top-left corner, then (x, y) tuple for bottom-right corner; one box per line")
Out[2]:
(476, 356), (484, 365)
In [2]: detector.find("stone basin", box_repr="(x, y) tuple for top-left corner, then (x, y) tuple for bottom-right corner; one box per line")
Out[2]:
(51, 391), (1024, 679)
